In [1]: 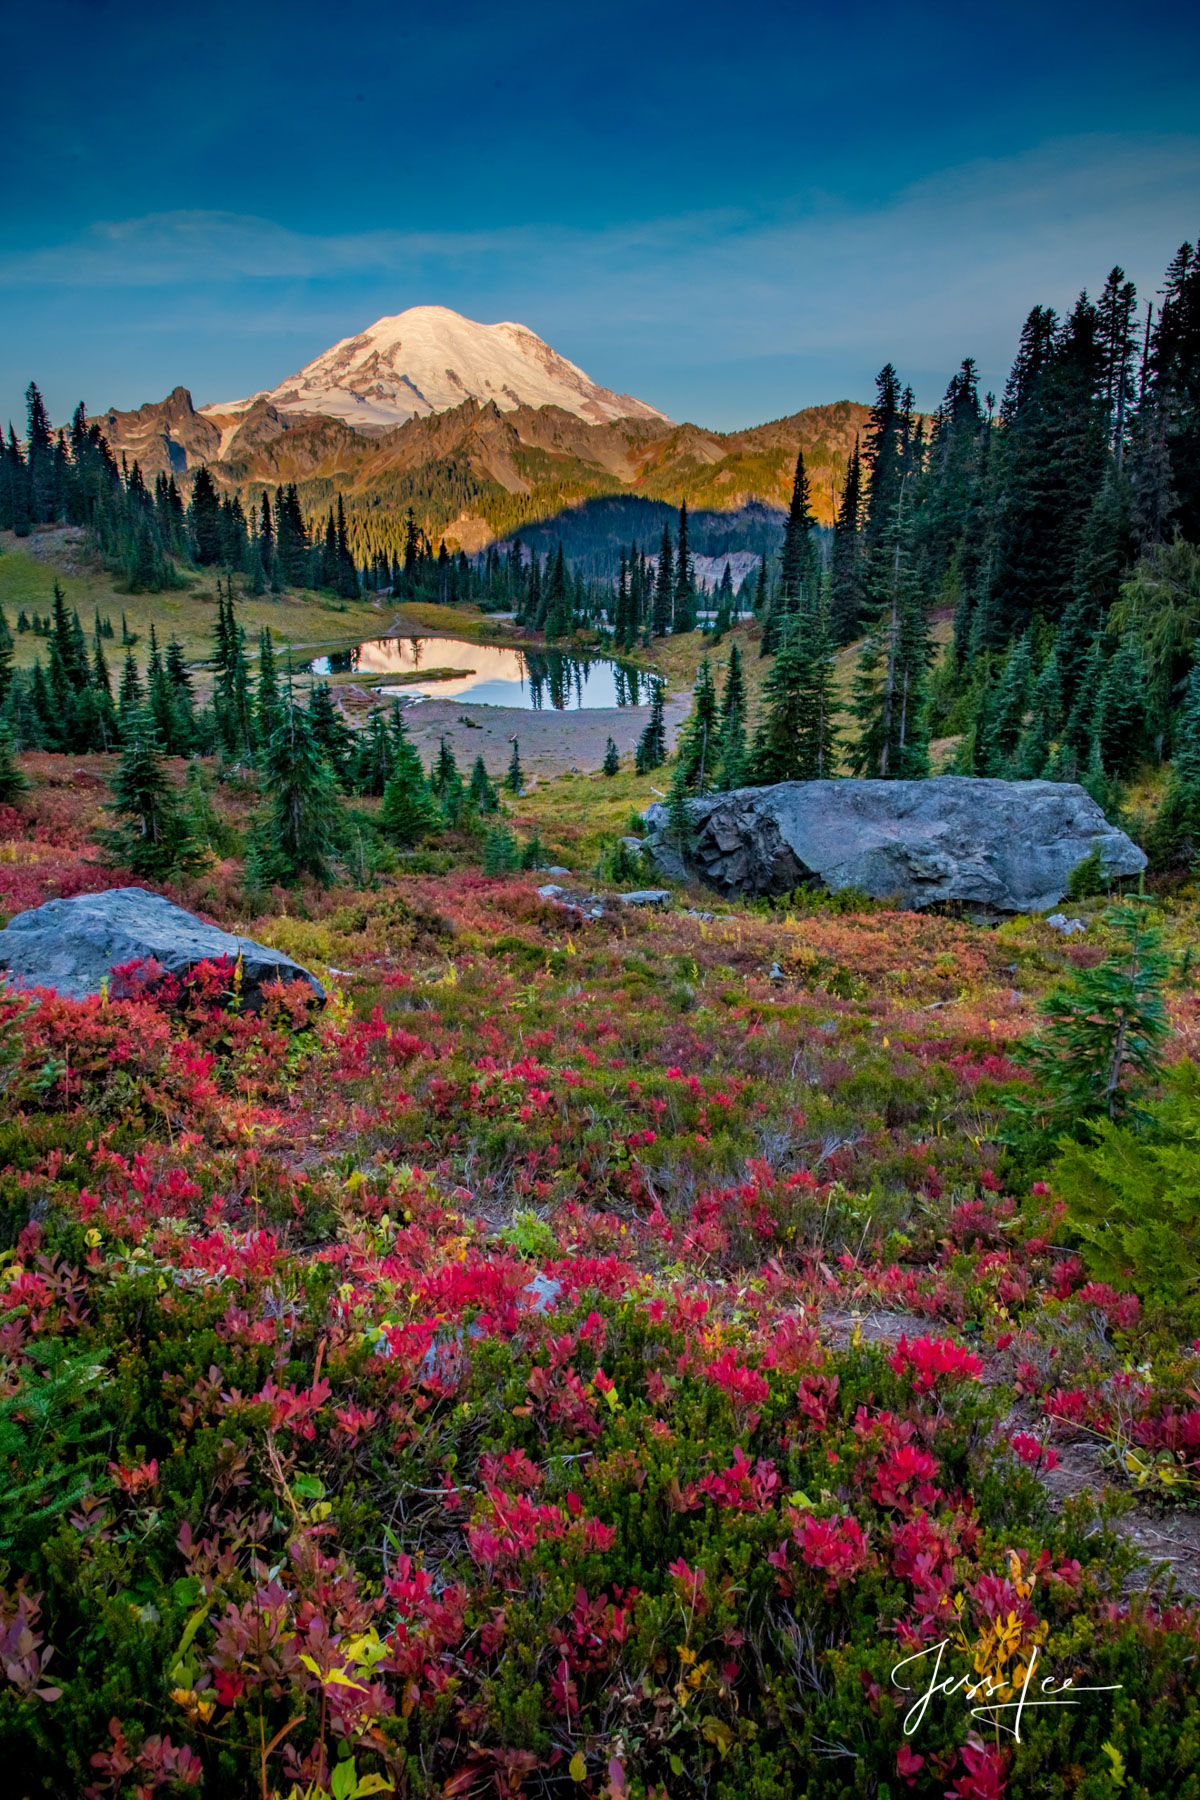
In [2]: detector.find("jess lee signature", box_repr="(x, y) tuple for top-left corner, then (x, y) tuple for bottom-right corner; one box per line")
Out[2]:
(891, 1640), (1122, 1743)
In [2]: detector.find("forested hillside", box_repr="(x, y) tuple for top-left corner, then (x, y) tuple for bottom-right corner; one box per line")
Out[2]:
(96, 387), (870, 561)
(646, 246), (1200, 864)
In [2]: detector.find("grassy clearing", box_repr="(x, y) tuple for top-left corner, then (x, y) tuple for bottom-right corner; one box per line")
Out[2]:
(509, 764), (678, 870)
(0, 530), (387, 689)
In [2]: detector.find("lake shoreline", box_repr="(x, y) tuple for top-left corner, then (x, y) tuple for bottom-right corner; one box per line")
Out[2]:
(376, 689), (692, 780)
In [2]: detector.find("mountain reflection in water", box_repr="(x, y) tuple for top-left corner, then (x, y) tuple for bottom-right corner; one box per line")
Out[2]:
(307, 637), (643, 710)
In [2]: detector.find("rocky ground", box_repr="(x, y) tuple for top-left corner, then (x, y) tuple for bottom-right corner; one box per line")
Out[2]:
(336, 608), (693, 779)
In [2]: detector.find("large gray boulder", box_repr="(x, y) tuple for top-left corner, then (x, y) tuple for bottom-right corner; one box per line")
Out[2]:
(0, 888), (325, 1005)
(643, 777), (1146, 915)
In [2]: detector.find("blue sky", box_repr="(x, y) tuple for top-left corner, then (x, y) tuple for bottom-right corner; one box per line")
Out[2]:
(2, 0), (1198, 432)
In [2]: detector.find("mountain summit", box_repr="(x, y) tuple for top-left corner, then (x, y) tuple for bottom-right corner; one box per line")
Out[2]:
(201, 304), (669, 432)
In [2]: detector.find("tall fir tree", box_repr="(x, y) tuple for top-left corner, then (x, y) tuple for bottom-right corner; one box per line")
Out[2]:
(764, 449), (820, 654)
(675, 658), (719, 793)
(749, 610), (838, 783)
(652, 523), (674, 636)
(246, 692), (343, 887)
(635, 679), (668, 772)
(830, 438), (865, 645)
(672, 501), (695, 633)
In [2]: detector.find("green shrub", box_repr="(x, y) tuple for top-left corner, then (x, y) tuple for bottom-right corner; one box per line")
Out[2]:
(1018, 902), (1170, 1127)
(1066, 841), (1107, 900)
(482, 822), (521, 874)
(1053, 1056), (1200, 1311)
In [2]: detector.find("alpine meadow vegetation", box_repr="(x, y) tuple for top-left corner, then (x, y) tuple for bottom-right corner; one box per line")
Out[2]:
(0, 235), (1199, 1800)
(0, 746), (1198, 1800)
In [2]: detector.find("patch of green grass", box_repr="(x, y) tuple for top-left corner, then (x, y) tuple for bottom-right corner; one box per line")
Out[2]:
(0, 532), (386, 693)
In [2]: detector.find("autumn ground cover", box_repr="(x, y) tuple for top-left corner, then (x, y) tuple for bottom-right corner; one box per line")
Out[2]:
(1, 759), (1199, 1800)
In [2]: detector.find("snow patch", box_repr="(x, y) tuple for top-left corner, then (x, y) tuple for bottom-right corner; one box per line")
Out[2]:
(200, 305), (668, 434)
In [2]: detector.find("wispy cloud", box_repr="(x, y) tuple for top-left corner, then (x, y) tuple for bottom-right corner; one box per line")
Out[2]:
(3, 133), (1197, 424)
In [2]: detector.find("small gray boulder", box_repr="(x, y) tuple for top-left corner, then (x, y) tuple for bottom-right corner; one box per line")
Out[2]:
(643, 777), (1146, 915)
(0, 887), (325, 1005)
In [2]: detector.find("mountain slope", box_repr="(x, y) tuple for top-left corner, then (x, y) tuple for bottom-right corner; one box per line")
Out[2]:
(96, 308), (869, 566)
(199, 305), (669, 432)
(206, 394), (867, 556)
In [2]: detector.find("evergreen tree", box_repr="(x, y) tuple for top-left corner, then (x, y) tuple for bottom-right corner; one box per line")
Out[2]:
(711, 562), (734, 639)
(506, 737), (524, 794)
(613, 550), (631, 647)
(188, 467), (224, 566)
(863, 365), (907, 547)
(0, 726), (28, 807)
(1108, 537), (1200, 724)
(246, 694), (343, 887)
(1049, 636), (1103, 783)
(349, 712), (394, 796)
(255, 628), (283, 749)
(212, 580), (254, 757)
(25, 382), (56, 523)
(97, 710), (201, 876)
(334, 494), (358, 599)
(164, 638), (195, 746)
(0, 607), (14, 707)
(1015, 642), (1063, 777)
(765, 449), (820, 653)
(652, 523), (674, 636)
(544, 545), (571, 639)
(663, 756), (696, 859)
(749, 610), (838, 783)
(7, 425), (30, 537)
(1144, 238), (1200, 541)
(1094, 634), (1152, 778)
(146, 623), (183, 754)
(91, 624), (112, 701)
(118, 649), (144, 721)
(379, 718), (441, 846)
(307, 683), (354, 784)
(181, 762), (234, 858)
(430, 737), (464, 823)
(851, 475), (931, 777)
(1148, 641), (1200, 866)
(602, 736), (620, 777)
(676, 657), (719, 792)
(985, 296), (1109, 645)
(1073, 474), (1132, 626)
(672, 501), (695, 633)
(1020, 903), (1170, 1126)
(1096, 266), (1138, 467)
(714, 643), (749, 790)
(482, 822), (521, 875)
(1129, 406), (1179, 548)
(273, 485), (311, 588)
(468, 754), (499, 814)
(634, 679), (668, 773)
(979, 633), (1033, 775)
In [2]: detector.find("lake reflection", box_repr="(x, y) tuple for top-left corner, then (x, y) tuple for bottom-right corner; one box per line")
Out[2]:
(308, 637), (643, 710)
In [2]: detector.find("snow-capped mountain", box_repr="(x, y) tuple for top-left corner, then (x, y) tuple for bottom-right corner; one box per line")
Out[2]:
(201, 305), (669, 432)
